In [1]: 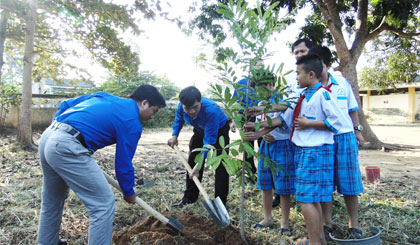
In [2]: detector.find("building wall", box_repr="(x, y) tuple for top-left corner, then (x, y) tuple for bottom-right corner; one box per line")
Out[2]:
(361, 90), (420, 122)
(368, 93), (409, 113)
(4, 106), (57, 130)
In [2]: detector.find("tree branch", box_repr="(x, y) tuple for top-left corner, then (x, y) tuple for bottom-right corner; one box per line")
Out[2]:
(365, 18), (420, 43)
(364, 16), (387, 42)
(315, 0), (350, 64)
(350, 0), (369, 63)
(384, 24), (420, 38)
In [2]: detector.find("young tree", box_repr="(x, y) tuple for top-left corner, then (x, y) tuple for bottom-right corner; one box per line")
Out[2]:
(189, 0), (420, 149)
(196, 1), (289, 242)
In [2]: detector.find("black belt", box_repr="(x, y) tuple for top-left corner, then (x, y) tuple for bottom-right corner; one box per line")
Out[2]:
(52, 121), (88, 149)
(68, 128), (88, 149)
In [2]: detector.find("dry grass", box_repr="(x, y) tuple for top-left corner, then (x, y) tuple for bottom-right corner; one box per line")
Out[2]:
(1, 130), (419, 244)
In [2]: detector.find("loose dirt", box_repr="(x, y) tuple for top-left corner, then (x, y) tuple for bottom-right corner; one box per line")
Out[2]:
(113, 212), (244, 245)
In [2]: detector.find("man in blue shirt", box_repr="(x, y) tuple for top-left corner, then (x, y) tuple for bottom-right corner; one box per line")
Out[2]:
(168, 86), (230, 207)
(37, 85), (166, 245)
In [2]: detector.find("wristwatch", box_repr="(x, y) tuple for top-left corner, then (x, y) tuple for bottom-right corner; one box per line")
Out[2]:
(354, 125), (364, 131)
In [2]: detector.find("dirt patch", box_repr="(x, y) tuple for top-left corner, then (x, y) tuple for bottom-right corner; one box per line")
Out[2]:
(113, 212), (245, 245)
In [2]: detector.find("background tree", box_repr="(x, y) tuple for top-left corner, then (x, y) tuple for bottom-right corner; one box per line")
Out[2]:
(100, 71), (180, 99)
(359, 34), (420, 90)
(0, 0), (162, 148)
(189, 0), (420, 149)
(17, 0), (37, 149)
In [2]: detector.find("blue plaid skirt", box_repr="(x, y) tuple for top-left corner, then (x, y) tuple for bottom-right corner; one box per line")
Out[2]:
(333, 132), (364, 195)
(257, 139), (295, 195)
(294, 144), (334, 203)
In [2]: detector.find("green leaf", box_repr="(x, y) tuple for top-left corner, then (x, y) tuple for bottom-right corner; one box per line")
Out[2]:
(267, 117), (272, 127)
(219, 135), (225, 148)
(242, 141), (256, 157)
(230, 148), (239, 156)
(224, 140), (241, 149)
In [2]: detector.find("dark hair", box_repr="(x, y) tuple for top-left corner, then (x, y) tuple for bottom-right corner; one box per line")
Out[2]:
(296, 54), (323, 79)
(179, 86), (201, 108)
(130, 84), (166, 108)
(308, 45), (332, 67)
(292, 39), (313, 52)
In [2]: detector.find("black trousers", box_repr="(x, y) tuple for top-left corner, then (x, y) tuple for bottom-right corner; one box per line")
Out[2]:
(183, 122), (230, 204)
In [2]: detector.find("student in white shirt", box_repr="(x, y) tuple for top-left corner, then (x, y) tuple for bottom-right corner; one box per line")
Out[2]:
(292, 54), (344, 245)
(308, 46), (364, 240)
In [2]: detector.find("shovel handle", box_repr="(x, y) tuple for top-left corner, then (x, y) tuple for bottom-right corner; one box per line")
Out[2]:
(102, 171), (169, 225)
(173, 146), (211, 201)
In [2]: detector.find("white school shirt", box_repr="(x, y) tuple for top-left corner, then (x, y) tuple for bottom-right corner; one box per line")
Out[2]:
(291, 82), (345, 147)
(326, 72), (359, 134)
(256, 99), (294, 141)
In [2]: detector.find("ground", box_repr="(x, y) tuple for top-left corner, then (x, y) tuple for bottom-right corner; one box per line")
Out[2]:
(139, 125), (420, 183)
(0, 124), (419, 244)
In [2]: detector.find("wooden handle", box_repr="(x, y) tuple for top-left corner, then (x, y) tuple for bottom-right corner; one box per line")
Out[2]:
(173, 145), (211, 201)
(102, 171), (169, 224)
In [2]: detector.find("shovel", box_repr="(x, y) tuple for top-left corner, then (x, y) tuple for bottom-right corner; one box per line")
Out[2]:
(173, 145), (230, 227)
(102, 171), (184, 232)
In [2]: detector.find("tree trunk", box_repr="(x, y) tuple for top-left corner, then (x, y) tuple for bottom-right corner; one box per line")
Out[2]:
(17, 0), (37, 149)
(0, 11), (8, 83)
(340, 60), (382, 149)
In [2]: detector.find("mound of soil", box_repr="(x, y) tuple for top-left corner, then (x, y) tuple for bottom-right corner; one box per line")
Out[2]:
(113, 212), (244, 245)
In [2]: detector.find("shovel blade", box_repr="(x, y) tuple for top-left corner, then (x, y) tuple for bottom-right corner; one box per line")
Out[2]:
(202, 196), (230, 227)
(166, 216), (184, 232)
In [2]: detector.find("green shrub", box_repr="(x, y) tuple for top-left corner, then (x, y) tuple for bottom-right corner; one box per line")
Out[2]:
(143, 102), (177, 128)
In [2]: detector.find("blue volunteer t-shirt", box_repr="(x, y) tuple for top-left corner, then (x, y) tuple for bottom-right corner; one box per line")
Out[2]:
(172, 97), (227, 159)
(233, 78), (259, 111)
(54, 92), (142, 196)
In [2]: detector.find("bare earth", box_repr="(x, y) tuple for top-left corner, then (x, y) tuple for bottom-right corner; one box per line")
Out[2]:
(139, 125), (420, 185)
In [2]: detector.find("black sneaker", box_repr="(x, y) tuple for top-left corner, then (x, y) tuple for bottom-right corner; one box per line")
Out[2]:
(272, 194), (280, 208)
(58, 238), (68, 244)
(171, 199), (194, 208)
(348, 228), (363, 239)
(323, 226), (333, 241)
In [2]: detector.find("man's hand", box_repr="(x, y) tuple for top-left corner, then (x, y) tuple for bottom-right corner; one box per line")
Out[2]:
(189, 165), (199, 179)
(244, 131), (259, 141)
(355, 130), (365, 146)
(230, 121), (238, 133)
(123, 193), (136, 204)
(262, 133), (275, 143)
(245, 106), (264, 117)
(167, 135), (178, 148)
(294, 116), (311, 130)
(243, 122), (255, 131)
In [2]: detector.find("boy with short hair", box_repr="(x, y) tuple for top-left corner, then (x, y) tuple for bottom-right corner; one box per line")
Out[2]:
(168, 86), (230, 207)
(243, 79), (295, 234)
(292, 54), (344, 245)
(308, 46), (364, 239)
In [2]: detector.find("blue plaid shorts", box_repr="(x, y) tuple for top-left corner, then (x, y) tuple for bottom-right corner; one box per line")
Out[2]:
(257, 140), (295, 195)
(294, 144), (334, 203)
(334, 132), (364, 195)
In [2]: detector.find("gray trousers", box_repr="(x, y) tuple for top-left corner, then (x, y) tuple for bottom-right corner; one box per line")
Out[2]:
(37, 123), (115, 245)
